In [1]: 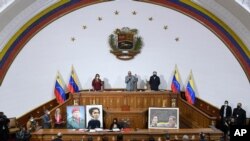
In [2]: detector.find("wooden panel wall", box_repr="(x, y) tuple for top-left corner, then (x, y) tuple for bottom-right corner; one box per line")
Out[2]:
(104, 108), (148, 129)
(73, 91), (178, 109)
(178, 95), (217, 128)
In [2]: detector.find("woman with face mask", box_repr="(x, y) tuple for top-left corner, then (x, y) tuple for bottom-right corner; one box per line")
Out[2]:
(110, 118), (121, 130)
(92, 74), (103, 91)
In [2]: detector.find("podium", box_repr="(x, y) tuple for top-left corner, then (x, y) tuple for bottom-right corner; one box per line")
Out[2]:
(104, 108), (148, 129)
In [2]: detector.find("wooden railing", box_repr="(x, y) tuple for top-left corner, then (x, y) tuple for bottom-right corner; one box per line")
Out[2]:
(178, 95), (217, 128)
(17, 98), (59, 128)
(17, 90), (221, 130)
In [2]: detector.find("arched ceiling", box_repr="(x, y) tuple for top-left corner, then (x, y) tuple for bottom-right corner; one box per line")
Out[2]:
(0, 0), (249, 85)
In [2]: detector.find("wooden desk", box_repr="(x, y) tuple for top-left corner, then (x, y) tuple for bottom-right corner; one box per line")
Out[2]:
(31, 128), (223, 141)
(104, 108), (148, 129)
(72, 91), (178, 109)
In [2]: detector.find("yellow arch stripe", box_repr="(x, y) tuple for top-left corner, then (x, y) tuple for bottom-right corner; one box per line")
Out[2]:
(1, 0), (249, 60)
(0, 0), (69, 60)
(181, 0), (250, 57)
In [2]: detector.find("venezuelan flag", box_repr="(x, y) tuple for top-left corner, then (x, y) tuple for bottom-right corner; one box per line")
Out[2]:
(171, 69), (181, 93)
(54, 73), (66, 104)
(68, 67), (80, 93)
(185, 74), (196, 104)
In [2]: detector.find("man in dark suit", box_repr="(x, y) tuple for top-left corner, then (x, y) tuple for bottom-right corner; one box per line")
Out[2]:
(232, 102), (246, 126)
(220, 100), (232, 120)
(0, 112), (10, 141)
(149, 71), (160, 91)
(219, 100), (232, 137)
(42, 110), (51, 129)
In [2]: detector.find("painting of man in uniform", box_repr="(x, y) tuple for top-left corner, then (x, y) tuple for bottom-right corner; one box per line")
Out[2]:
(66, 106), (85, 129)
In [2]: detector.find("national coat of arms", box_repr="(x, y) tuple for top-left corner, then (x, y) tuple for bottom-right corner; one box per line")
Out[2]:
(109, 27), (143, 60)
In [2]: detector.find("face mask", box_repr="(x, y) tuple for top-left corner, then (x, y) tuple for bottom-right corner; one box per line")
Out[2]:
(30, 118), (34, 122)
(47, 111), (50, 115)
(237, 105), (241, 109)
(153, 74), (156, 76)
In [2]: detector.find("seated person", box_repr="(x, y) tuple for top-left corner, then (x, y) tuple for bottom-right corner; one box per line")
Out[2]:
(110, 118), (121, 130)
(117, 134), (123, 141)
(87, 107), (101, 129)
(52, 132), (63, 141)
(92, 74), (103, 91)
(148, 136), (155, 141)
(182, 135), (189, 141)
(199, 132), (206, 141)
(16, 126), (31, 141)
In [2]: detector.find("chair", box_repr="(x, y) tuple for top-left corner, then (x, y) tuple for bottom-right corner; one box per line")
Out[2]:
(8, 117), (20, 134)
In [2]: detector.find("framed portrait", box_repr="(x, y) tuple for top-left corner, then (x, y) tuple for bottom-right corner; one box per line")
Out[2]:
(148, 107), (179, 129)
(86, 105), (103, 129)
(66, 106), (85, 129)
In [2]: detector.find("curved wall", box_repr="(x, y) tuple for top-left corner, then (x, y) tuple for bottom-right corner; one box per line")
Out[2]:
(0, 0), (249, 118)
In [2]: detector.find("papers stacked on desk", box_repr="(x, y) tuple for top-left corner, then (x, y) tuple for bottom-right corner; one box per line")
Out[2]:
(112, 128), (120, 132)
(89, 129), (96, 132)
(95, 128), (103, 132)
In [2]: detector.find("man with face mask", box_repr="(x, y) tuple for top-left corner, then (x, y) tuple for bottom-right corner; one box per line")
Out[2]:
(219, 100), (232, 137)
(232, 102), (246, 126)
(220, 100), (232, 120)
(42, 110), (51, 129)
(149, 71), (160, 91)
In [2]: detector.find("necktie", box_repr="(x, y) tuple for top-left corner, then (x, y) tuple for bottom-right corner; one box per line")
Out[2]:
(224, 106), (227, 117)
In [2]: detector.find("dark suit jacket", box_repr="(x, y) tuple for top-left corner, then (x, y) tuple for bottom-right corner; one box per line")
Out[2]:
(42, 114), (51, 129)
(220, 105), (232, 119)
(149, 75), (160, 91)
(233, 108), (246, 125)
